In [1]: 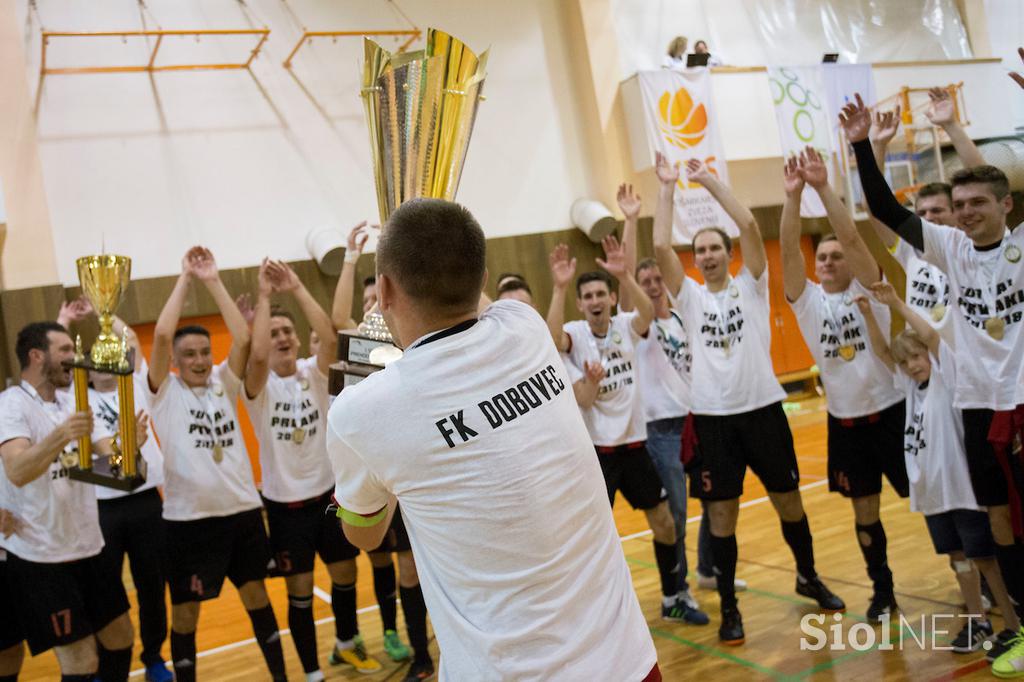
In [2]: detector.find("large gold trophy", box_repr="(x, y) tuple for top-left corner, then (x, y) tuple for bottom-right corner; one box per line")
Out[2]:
(64, 255), (146, 491)
(332, 28), (488, 394)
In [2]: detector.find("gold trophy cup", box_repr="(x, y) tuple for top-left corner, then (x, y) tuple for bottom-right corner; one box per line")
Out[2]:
(64, 255), (146, 491)
(332, 28), (488, 394)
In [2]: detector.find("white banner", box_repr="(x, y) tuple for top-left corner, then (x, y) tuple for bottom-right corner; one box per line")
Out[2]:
(637, 69), (736, 244)
(767, 65), (834, 217)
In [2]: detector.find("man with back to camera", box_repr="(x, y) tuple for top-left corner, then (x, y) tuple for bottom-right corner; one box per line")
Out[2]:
(651, 152), (844, 644)
(147, 246), (286, 682)
(327, 198), (661, 681)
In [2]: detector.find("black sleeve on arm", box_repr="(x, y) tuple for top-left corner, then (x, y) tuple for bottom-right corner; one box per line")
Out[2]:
(852, 139), (924, 250)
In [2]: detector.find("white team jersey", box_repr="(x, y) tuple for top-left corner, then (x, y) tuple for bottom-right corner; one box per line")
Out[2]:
(563, 313), (647, 447)
(675, 267), (786, 415)
(244, 356), (333, 503)
(921, 221), (1024, 410)
(149, 362), (261, 521)
(898, 343), (980, 515)
(893, 239), (954, 346)
(91, 359), (165, 501)
(328, 300), (656, 682)
(0, 383), (109, 563)
(791, 280), (904, 419)
(637, 311), (691, 422)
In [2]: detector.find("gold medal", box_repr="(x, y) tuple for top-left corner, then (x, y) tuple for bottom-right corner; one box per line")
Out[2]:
(299, 378), (310, 391)
(212, 384), (224, 397)
(1006, 244), (1021, 263)
(985, 317), (1006, 340)
(212, 444), (224, 463)
(838, 345), (856, 361)
(59, 448), (78, 469)
(930, 304), (946, 322)
(292, 428), (306, 444)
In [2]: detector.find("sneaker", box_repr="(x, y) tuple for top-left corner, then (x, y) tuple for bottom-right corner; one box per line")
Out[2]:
(695, 571), (748, 592)
(866, 592), (898, 622)
(329, 635), (383, 674)
(662, 596), (710, 625)
(950, 618), (993, 653)
(383, 629), (412, 662)
(795, 576), (846, 613)
(989, 628), (1024, 663)
(144, 660), (174, 682)
(991, 628), (1024, 678)
(403, 658), (436, 681)
(718, 606), (745, 645)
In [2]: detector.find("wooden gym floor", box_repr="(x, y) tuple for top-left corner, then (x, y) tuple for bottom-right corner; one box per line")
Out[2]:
(18, 398), (1009, 681)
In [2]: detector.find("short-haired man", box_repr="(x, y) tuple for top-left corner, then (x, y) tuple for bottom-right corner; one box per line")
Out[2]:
(496, 277), (534, 306)
(148, 247), (286, 682)
(547, 234), (699, 625)
(652, 153), (844, 644)
(328, 198), (660, 681)
(843, 91), (1024, 673)
(0, 321), (138, 682)
(780, 148), (909, 620)
(244, 257), (389, 678)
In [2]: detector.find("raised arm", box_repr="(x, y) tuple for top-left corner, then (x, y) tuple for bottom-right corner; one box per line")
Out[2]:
(572, 361), (605, 409)
(243, 260), (274, 399)
(854, 295), (895, 373)
(188, 247), (251, 379)
(597, 235), (654, 336)
(268, 260), (337, 376)
(780, 155), (808, 302)
(800, 146), (880, 286)
(56, 297), (93, 332)
(546, 244), (576, 352)
(686, 158), (766, 279)
(926, 87), (985, 168)
(870, 280), (939, 356)
(839, 94), (922, 249)
(149, 252), (194, 391)
(330, 222), (369, 331)
(617, 183), (642, 313)
(652, 152), (685, 297)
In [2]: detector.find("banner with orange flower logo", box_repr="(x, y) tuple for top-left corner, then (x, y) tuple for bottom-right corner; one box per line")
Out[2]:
(637, 69), (736, 244)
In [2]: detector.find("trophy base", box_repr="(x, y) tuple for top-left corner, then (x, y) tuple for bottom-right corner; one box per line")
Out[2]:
(328, 361), (378, 397)
(68, 455), (147, 492)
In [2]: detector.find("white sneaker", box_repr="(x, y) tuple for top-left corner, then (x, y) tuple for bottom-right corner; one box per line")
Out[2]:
(696, 572), (748, 592)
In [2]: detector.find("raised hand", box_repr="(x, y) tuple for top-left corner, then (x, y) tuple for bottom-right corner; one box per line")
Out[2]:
(655, 151), (680, 186)
(266, 260), (302, 293)
(347, 220), (370, 255)
(256, 259), (274, 298)
(853, 294), (872, 315)
(548, 244), (577, 289)
(595, 235), (627, 278)
(798, 146), (829, 188)
(925, 87), (955, 126)
(1010, 47), (1024, 90)
(684, 158), (713, 185)
(869, 280), (900, 307)
(135, 410), (150, 447)
(838, 93), (871, 143)
(583, 360), (606, 385)
(617, 183), (642, 220)
(235, 292), (255, 324)
(57, 296), (94, 328)
(870, 105), (901, 146)
(185, 246), (219, 283)
(783, 154), (804, 196)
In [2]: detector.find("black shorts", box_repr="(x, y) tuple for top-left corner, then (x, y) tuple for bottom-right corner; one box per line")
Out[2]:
(827, 401), (909, 499)
(924, 509), (995, 559)
(690, 402), (801, 501)
(962, 409), (1010, 507)
(6, 552), (129, 655)
(596, 444), (667, 510)
(0, 555), (24, 650)
(164, 508), (271, 604)
(264, 489), (358, 576)
(371, 506), (412, 554)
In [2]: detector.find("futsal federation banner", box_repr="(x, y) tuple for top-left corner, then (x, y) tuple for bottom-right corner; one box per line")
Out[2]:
(767, 65), (833, 218)
(637, 69), (736, 244)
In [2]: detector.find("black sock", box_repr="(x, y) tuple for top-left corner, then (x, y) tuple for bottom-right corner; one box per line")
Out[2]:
(994, 541), (1024, 619)
(332, 582), (358, 642)
(399, 584), (431, 665)
(856, 521), (893, 594)
(373, 562), (399, 632)
(247, 605), (286, 681)
(0, 676), (19, 682)
(781, 515), (817, 580)
(287, 593), (319, 674)
(60, 676), (94, 682)
(652, 540), (679, 598)
(709, 534), (738, 610)
(170, 630), (197, 682)
(97, 644), (132, 682)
